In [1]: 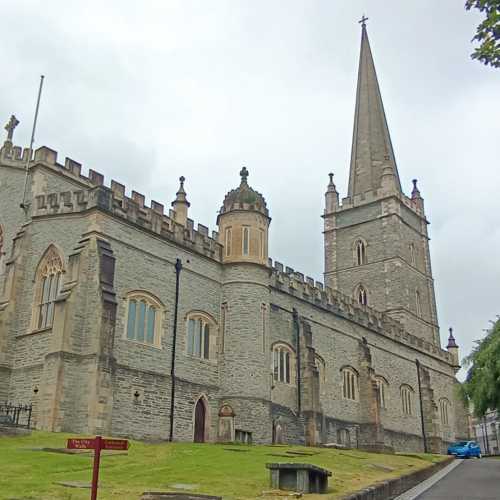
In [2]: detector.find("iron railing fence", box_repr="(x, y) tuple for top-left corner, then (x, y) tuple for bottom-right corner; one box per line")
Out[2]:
(0, 403), (32, 429)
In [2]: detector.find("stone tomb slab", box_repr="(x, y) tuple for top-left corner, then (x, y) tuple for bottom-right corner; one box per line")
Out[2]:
(266, 463), (332, 494)
(141, 493), (221, 500)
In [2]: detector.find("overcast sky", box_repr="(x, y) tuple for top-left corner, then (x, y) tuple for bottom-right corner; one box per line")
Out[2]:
(1, 1), (498, 378)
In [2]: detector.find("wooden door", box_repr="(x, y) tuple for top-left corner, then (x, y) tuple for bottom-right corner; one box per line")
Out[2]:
(194, 399), (206, 443)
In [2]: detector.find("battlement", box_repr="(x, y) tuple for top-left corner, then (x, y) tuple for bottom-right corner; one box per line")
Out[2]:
(268, 258), (450, 363)
(0, 143), (223, 261)
(332, 189), (424, 218)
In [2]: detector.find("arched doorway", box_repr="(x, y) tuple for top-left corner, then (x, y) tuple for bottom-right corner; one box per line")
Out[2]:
(194, 398), (206, 443)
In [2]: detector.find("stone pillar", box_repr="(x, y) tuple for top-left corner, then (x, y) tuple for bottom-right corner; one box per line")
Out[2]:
(300, 320), (322, 446)
(420, 365), (442, 453)
(0, 226), (29, 401)
(87, 238), (117, 434)
(357, 337), (387, 452)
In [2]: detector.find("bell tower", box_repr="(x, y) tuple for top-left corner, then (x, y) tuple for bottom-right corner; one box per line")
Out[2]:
(323, 21), (440, 345)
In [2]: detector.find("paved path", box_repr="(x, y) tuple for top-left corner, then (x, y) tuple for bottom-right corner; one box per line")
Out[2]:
(409, 458), (500, 500)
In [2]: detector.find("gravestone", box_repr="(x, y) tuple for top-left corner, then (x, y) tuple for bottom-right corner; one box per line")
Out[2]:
(218, 404), (235, 442)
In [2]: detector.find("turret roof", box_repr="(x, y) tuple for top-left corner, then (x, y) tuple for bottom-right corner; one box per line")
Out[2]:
(219, 167), (269, 218)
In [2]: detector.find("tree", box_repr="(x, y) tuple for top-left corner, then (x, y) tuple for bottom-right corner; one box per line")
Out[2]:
(461, 318), (500, 416)
(465, 0), (500, 68)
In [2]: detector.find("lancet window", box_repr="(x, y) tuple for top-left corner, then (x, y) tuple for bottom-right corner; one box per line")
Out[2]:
(354, 239), (367, 266)
(409, 243), (416, 266)
(341, 366), (358, 401)
(273, 343), (294, 384)
(375, 376), (388, 409)
(242, 227), (250, 256)
(356, 285), (368, 306)
(415, 290), (422, 317)
(33, 246), (64, 330)
(439, 398), (451, 426)
(401, 385), (414, 415)
(186, 312), (216, 360)
(0, 224), (4, 274)
(225, 227), (232, 257)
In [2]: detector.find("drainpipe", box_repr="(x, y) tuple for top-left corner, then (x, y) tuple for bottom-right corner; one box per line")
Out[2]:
(415, 359), (428, 453)
(483, 417), (490, 455)
(168, 258), (182, 442)
(293, 308), (301, 414)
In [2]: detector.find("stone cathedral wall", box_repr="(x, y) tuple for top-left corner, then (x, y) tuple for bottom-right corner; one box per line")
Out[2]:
(0, 145), (467, 449)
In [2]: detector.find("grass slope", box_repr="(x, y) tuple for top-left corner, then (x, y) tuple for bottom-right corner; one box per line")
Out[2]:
(0, 432), (445, 499)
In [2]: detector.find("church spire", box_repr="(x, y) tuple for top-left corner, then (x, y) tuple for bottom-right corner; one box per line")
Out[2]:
(348, 20), (402, 197)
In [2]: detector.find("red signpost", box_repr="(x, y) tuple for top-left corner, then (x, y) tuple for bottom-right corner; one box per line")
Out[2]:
(67, 436), (130, 500)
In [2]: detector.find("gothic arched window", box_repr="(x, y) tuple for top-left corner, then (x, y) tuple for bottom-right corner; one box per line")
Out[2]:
(409, 243), (416, 266)
(415, 290), (422, 317)
(356, 285), (368, 306)
(341, 366), (358, 401)
(225, 227), (232, 257)
(354, 239), (367, 266)
(401, 385), (414, 415)
(439, 398), (451, 426)
(375, 376), (388, 409)
(272, 343), (295, 384)
(186, 312), (217, 360)
(242, 227), (250, 256)
(32, 246), (64, 330)
(125, 291), (163, 346)
(315, 354), (326, 395)
(0, 224), (4, 272)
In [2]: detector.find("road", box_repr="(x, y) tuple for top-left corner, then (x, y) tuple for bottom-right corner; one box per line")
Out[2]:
(415, 458), (500, 500)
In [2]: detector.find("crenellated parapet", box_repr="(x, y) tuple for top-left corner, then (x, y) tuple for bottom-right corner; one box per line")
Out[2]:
(333, 190), (425, 219)
(268, 258), (451, 363)
(1, 144), (223, 261)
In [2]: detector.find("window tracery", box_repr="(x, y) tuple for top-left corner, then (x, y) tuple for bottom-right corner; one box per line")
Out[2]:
(273, 343), (295, 384)
(341, 366), (358, 401)
(125, 291), (163, 346)
(33, 246), (64, 330)
(186, 312), (217, 360)
(355, 285), (368, 306)
(375, 376), (388, 409)
(439, 398), (451, 425)
(401, 385), (414, 415)
(354, 238), (367, 266)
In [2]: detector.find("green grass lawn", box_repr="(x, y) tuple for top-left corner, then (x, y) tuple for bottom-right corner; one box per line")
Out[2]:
(0, 432), (446, 499)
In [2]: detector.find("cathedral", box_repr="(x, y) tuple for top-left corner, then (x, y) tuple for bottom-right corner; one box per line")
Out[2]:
(0, 24), (468, 452)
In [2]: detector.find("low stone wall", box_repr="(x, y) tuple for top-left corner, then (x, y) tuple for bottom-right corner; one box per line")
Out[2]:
(0, 424), (31, 436)
(342, 456), (454, 500)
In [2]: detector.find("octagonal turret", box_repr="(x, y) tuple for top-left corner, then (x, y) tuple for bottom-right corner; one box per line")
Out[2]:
(217, 167), (270, 266)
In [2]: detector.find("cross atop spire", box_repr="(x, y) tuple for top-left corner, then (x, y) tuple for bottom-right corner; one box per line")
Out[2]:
(358, 14), (369, 27)
(347, 22), (402, 197)
(4, 115), (19, 143)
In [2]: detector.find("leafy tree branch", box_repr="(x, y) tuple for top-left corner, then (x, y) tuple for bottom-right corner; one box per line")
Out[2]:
(465, 0), (500, 67)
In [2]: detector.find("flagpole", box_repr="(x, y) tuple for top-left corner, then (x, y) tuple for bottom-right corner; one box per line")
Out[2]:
(20, 75), (45, 211)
